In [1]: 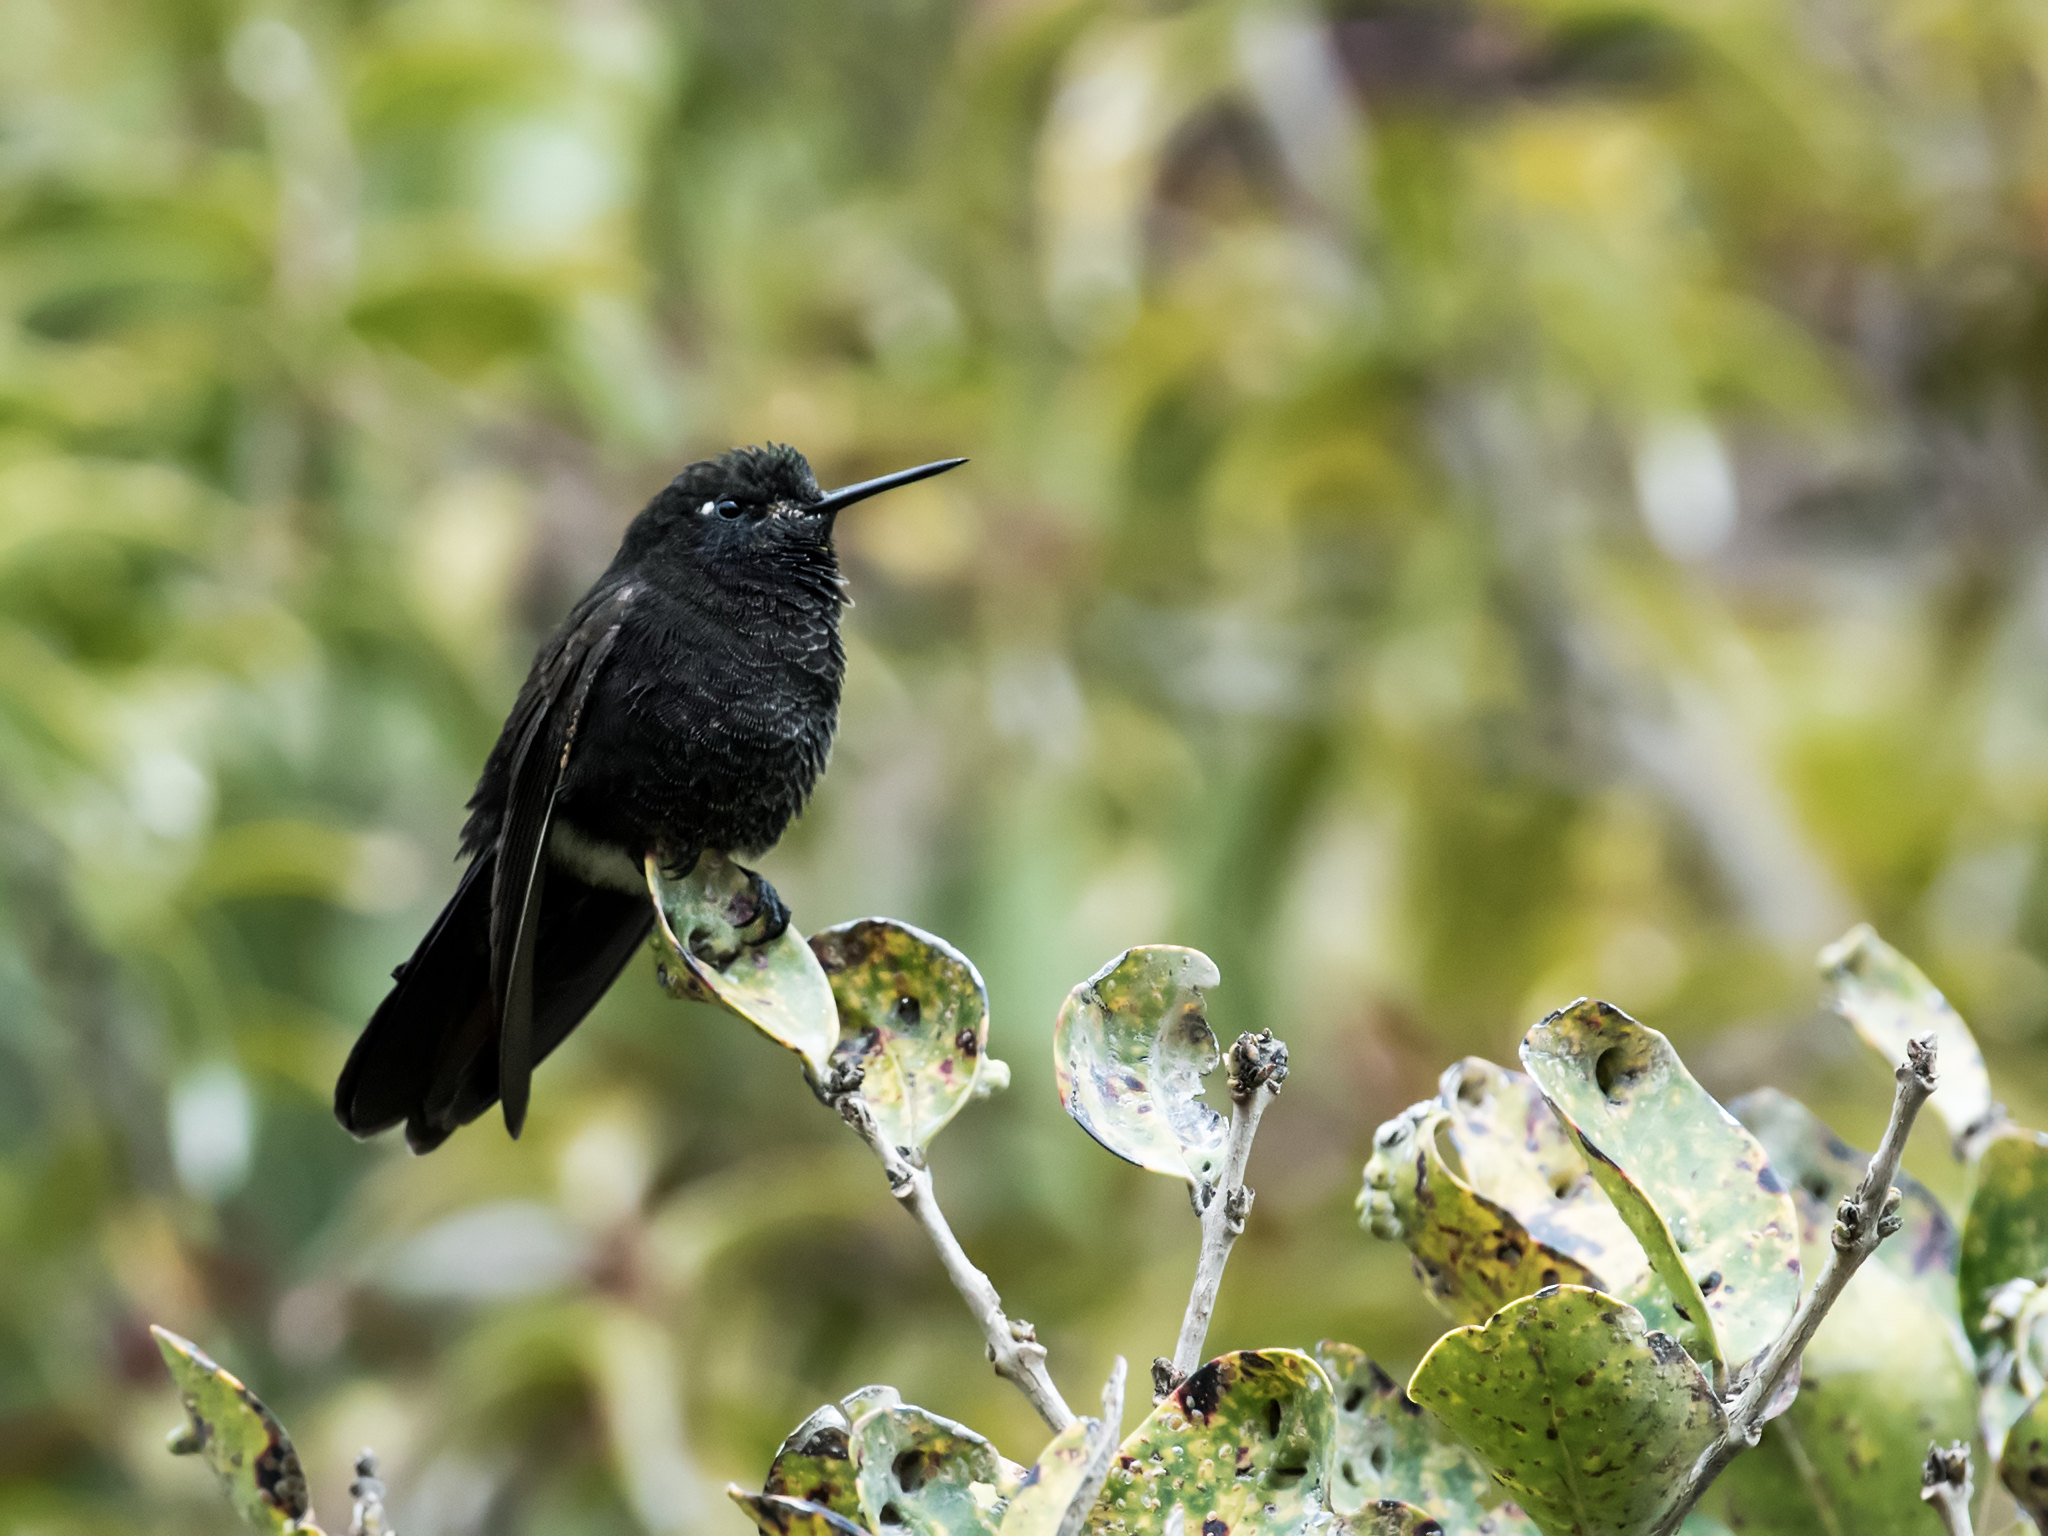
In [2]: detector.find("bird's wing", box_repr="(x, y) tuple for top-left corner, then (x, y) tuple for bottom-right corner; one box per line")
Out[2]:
(490, 582), (635, 1137)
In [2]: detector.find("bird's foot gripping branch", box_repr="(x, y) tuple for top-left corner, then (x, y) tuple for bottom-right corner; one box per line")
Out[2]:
(161, 908), (2048, 1536)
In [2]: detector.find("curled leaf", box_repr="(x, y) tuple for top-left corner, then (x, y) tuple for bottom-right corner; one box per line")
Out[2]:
(1055, 947), (1227, 1186)
(730, 1489), (872, 1536)
(1960, 1126), (2048, 1356)
(850, 1405), (1004, 1536)
(1408, 1287), (1725, 1536)
(1314, 1342), (1536, 1534)
(1086, 1348), (1338, 1536)
(765, 1404), (862, 1521)
(151, 1325), (316, 1533)
(811, 918), (993, 1150)
(646, 852), (837, 1079)
(1520, 999), (1800, 1376)
(1820, 925), (1998, 1157)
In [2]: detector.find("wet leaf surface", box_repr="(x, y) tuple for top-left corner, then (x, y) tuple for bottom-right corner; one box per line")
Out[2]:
(1960, 1126), (2048, 1355)
(1408, 1287), (1725, 1536)
(1086, 1348), (1338, 1535)
(1820, 925), (1996, 1157)
(647, 852), (837, 1080)
(850, 1403), (1005, 1536)
(731, 1489), (874, 1536)
(1999, 1388), (2048, 1532)
(1055, 947), (1227, 1186)
(810, 918), (991, 1151)
(766, 1404), (863, 1521)
(1351, 1500), (1445, 1535)
(1315, 1341), (1538, 1534)
(1520, 1000), (1800, 1375)
(151, 1326), (315, 1533)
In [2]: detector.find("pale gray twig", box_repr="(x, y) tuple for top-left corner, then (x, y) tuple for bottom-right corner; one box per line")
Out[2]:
(347, 1450), (391, 1536)
(1055, 1357), (1128, 1536)
(1921, 1442), (1975, 1536)
(1167, 1031), (1288, 1385)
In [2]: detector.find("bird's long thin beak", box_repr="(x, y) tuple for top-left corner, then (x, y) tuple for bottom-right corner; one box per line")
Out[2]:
(811, 457), (967, 515)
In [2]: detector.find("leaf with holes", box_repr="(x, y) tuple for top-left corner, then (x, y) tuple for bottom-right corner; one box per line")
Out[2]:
(850, 1404), (1004, 1536)
(152, 1326), (316, 1533)
(765, 1405), (863, 1521)
(1055, 946), (1228, 1186)
(1408, 1287), (1725, 1536)
(810, 918), (994, 1151)
(1520, 999), (1800, 1377)
(1085, 1349), (1338, 1535)
(1314, 1342), (1537, 1533)
(730, 1490), (873, 1536)
(1960, 1126), (2048, 1355)
(1820, 925), (1997, 1157)
(1360, 1101), (1606, 1325)
(647, 852), (837, 1080)
(1731, 1089), (1958, 1311)
(1999, 1388), (2048, 1531)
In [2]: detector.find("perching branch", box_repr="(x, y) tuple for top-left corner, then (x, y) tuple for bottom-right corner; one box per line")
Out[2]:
(1164, 1031), (1288, 1389)
(1647, 1035), (1939, 1536)
(1920, 1441), (1975, 1536)
(825, 1065), (1076, 1432)
(348, 1451), (392, 1536)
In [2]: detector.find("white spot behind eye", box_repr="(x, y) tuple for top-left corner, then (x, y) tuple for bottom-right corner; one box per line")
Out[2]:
(699, 500), (715, 516)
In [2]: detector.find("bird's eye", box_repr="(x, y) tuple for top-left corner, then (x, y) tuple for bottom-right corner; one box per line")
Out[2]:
(715, 499), (742, 520)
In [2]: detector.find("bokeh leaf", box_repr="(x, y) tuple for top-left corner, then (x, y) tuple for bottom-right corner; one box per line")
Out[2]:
(1959, 1126), (2048, 1355)
(1408, 1287), (1725, 1536)
(850, 1404), (1004, 1536)
(731, 1489), (874, 1536)
(646, 851), (837, 1080)
(1054, 946), (1227, 1185)
(810, 918), (994, 1151)
(151, 1325), (317, 1534)
(765, 1404), (862, 1521)
(1999, 1389), (2048, 1531)
(1314, 1341), (1537, 1533)
(1820, 925), (1997, 1157)
(1087, 1348), (1337, 1536)
(1520, 1000), (1800, 1375)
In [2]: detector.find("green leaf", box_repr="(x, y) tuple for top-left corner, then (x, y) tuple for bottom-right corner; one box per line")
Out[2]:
(850, 1404), (1005, 1536)
(1360, 1100), (1607, 1325)
(765, 1405), (863, 1521)
(810, 918), (996, 1151)
(1730, 1088), (1958, 1310)
(1999, 1389), (2048, 1531)
(151, 1326), (318, 1534)
(1520, 1000), (1800, 1376)
(1087, 1348), (1339, 1535)
(647, 851), (837, 1080)
(1350, 1501), (1445, 1535)
(1314, 1341), (1538, 1533)
(996, 1412), (1106, 1536)
(1819, 925), (1997, 1157)
(1959, 1126), (2048, 1355)
(1407, 1287), (1725, 1536)
(730, 1489), (874, 1536)
(1055, 946), (1227, 1185)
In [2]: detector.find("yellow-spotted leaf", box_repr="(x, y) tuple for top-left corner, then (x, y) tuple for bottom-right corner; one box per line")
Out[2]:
(1086, 1349), (1338, 1535)
(152, 1326), (317, 1533)
(2000, 1389), (2048, 1531)
(1314, 1342), (1537, 1534)
(1520, 1000), (1800, 1376)
(730, 1489), (873, 1536)
(850, 1405), (1004, 1536)
(1820, 925), (1997, 1157)
(1408, 1288), (1725, 1536)
(764, 1405), (862, 1521)
(810, 918), (995, 1151)
(996, 1412), (1118, 1536)
(1351, 1501), (1444, 1536)
(647, 851), (837, 1079)
(1054, 946), (1227, 1186)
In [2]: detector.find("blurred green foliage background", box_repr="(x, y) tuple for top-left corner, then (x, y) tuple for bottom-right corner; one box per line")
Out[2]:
(5, 0), (2048, 1530)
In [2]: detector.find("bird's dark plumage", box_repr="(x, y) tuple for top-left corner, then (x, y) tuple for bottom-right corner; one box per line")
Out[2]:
(335, 443), (964, 1151)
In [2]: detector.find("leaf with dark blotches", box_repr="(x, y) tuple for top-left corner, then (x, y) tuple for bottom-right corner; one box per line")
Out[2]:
(1408, 1288), (1725, 1536)
(1349, 1500), (1443, 1536)
(1960, 1126), (2048, 1355)
(151, 1326), (316, 1533)
(1360, 1100), (1607, 1326)
(730, 1489), (873, 1536)
(1820, 925), (1997, 1157)
(765, 1405), (862, 1521)
(1520, 1000), (1800, 1377)
(1314, 1342), (1537, 1534)
(1999, 1388), (2048, 1531)
(1086, 1349), (1339, 1535)
(849, 1404), (1004, 1536)
(1731, 1088), (1958, 1310)
(810, 918), (997, 1151)
(646, 852), (838, 1079)
(1055, 947), (1227, 1186)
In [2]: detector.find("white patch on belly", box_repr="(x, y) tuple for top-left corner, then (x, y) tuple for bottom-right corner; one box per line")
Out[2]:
(549, 820), (645, 894)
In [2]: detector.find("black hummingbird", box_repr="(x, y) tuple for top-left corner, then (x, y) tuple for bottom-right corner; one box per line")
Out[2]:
(334, 444), (964, 1152)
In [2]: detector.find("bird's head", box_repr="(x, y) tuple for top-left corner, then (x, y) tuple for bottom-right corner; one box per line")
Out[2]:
(625, 444), (965, 588)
